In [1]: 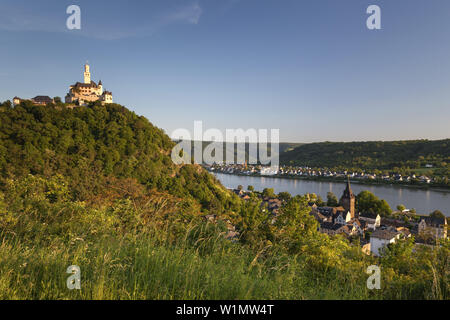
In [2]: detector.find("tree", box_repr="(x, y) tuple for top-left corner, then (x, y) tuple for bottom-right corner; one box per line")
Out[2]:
(247, 185), (254, 192)
(430, 210), (445, 219)
(273, 197), (319, 253)
(238, 198), (269, 245)
(326, 192), (339, 207)
(262, 188), (275, 198)
(397, 204), (406, 212)
(1, 100), (12, 109)
(356, 190), (392, 216)
(237, 185), (243, 191)
(316, 195), (326, 207)
(278, 191), (292, 202)
(54, 97), (62, 104)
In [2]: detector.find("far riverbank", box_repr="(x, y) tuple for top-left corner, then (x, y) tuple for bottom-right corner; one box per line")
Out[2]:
(209, 170), (450, 193)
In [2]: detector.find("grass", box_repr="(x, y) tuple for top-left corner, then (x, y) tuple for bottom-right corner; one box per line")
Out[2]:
(0, 229), (378, 300)
(0, 175), (447, 300)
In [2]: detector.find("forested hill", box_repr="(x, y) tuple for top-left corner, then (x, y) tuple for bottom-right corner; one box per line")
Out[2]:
(280, 140), (450, 170)
(0, 101), (239, 215)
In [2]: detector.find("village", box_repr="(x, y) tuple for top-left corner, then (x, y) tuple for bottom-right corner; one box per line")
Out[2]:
(225, 178), (448, 257)
(208, 163), (438, 185)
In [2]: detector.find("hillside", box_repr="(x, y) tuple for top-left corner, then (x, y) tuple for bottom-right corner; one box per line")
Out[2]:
(180, 141), (303, 164)
(0, 100), (239, 215)
(280, 140), (450, 171)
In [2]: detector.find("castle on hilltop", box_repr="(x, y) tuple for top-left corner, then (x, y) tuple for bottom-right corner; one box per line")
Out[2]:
(65, 63), (113, 105)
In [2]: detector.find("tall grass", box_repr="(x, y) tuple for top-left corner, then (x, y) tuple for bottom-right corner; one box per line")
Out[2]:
(0, 176), (447, 300)
(0, 226), (378, 300)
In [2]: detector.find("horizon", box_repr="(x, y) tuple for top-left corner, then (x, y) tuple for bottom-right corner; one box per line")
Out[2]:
(1, 0), (450, 143)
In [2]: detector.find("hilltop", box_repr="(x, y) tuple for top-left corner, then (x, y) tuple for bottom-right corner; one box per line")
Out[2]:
(0, 100), (239, 216)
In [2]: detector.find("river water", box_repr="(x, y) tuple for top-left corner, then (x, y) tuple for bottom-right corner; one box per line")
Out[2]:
(213, 173), (450, 216)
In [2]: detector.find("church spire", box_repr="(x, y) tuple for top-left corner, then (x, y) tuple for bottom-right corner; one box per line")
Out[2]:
(343, 175), (354, 198)
(340, 175), (356, 218)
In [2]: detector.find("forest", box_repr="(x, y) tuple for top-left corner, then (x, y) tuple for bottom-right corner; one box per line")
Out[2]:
(280, 140), (450, 174)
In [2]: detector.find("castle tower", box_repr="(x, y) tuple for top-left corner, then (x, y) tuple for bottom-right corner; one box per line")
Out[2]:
(84, 63), (91, 84)
(340, 176), (356, 218)
(98, 80), (103, 94)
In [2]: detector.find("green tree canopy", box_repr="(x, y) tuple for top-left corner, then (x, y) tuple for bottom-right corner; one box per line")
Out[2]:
(356, 190), (392, 216)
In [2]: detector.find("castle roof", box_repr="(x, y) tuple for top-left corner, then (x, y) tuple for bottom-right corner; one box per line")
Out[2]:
(71, 81), (99, 88)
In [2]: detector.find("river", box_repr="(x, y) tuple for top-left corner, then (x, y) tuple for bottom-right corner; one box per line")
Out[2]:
(213, 173), (450, 216)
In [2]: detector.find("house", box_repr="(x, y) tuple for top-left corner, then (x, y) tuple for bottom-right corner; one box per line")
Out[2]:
(31, 96), (54, 105)
(348, 218), (366, 235)
(319, 222), (343, 236)
(370, 229), (401, 256)
(358, 212), (381, 230)
(315, 206), (345, 223)
(418, 216), (447, 239)
(13, 96), (54, 106)
(339, 224), (359, 237)
(310, 208), (327, 223)
(333, 210), (352, 225)
(319, 221), (358, 237)
(396, 227), (412, 238)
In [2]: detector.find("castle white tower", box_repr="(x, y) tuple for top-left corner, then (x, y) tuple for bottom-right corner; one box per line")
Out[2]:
(84, 63), (91, 84)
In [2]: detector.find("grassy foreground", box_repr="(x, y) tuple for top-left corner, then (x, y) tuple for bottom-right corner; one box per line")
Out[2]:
(0, 233), (369, 300)
(0, 175), (448, 300)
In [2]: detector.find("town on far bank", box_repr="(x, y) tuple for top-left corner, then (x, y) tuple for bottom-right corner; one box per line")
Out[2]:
(206, 162), (449, 189)
(223, 177), (448, 257)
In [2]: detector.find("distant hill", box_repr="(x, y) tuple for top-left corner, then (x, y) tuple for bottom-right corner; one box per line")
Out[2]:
(182, 141), (304, 164)
(280, 140), (450, 170)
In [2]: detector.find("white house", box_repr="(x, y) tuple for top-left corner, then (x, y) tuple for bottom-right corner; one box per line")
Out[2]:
(359, 212), (381, 230)
(370, 229), (401, 256)
(334, 211), (352, 225)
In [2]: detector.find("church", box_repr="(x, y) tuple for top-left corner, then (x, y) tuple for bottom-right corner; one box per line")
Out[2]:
(339, 176), (356, 218)
(65, 63), (113, 105)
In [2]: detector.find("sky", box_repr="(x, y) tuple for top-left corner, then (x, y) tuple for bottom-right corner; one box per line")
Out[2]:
(0, 0), (450, 143)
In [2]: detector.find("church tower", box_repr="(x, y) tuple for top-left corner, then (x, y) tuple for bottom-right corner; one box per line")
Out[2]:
(84, 63), (91, 84)
(340, 176), (356, 218)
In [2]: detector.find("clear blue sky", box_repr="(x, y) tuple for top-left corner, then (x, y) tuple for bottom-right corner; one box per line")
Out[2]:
(1, 0), (450, 142)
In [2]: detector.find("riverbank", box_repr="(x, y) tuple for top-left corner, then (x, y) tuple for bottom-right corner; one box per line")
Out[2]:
(212, 172), (450, 216)
(209, 170), (450, 193)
